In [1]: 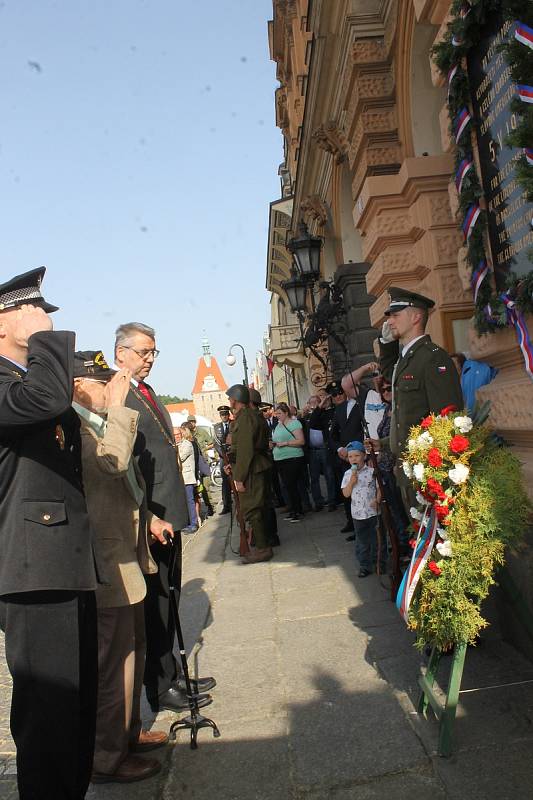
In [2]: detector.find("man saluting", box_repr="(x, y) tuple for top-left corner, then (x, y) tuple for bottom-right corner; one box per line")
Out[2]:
(0, 268), (99, 800)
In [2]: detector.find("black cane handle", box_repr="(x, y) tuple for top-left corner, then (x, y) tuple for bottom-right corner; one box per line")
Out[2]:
(163, 530), (177, 589)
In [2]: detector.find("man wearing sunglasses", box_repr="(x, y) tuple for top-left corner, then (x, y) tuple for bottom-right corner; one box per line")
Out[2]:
(115, 323), (215, 714)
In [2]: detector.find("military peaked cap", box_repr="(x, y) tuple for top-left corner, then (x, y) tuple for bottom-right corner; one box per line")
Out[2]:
(384, 286), (435, 316)
(217, 405), (231, 413)
(73, 350), (115, 380)
(0, 267), (58, 313)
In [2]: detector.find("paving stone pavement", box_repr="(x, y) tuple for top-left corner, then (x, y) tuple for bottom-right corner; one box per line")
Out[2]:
(2, 506), (533, 798)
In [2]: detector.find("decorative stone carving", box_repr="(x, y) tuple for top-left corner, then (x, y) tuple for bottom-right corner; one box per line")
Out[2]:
(300, 195), (329, 227)
(457, 245), (472, 291)
(434, 230), (463, 264)
(428, 193), (454, 226)
(312, 120), (348, 164)
(438, 271), (472, 304)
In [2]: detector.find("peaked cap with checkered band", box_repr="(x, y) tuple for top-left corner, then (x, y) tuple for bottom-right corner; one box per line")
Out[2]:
(384, 286), (435, 316)
(0, 267), (58, 313)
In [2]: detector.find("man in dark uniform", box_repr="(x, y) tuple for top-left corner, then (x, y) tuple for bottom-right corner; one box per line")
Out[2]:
(249, 389), (280, 548)
(378, 286), (463, 509)
(213, 404), (232, 513)
(114, 322), (215, 713)
(0, 268), (99, 800)
(225, 384), (273, 564)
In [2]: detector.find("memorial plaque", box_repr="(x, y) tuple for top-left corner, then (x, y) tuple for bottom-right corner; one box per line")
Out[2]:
(468, 14), (533, 289)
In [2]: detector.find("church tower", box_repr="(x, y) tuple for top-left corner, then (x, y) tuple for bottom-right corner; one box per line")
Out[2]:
(191, 339), (229, 423)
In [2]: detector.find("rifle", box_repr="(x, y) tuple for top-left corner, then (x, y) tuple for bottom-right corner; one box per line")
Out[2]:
(220, 447), (250, 556)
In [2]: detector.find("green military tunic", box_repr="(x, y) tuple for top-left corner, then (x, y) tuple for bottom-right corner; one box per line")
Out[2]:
(379, 335), (463, 477)
(230, 406), (272, 549)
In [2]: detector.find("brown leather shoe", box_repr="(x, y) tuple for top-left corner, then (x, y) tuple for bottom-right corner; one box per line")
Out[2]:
(130, 729), (169, 752)
(91, 754), (162, 784)
(241, 547), (273, 564)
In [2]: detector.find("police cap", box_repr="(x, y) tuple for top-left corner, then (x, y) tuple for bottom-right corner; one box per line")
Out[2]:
(226, 384), (250, 404)
(217, 405), (231, 413)
(325, 380), (344, 397)
(384, 286), (435, 316)
(0, 267), (58, 314)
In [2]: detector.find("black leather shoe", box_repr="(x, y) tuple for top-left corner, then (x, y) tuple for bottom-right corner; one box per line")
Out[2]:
(358, 568), (371, 578)
(174, 676), (217, 693)
(340, 523), (354, 533)
(345, 534), (356, 542)
(148, 687), (212, 713)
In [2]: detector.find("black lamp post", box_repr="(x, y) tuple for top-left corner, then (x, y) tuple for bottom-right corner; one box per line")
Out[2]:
(286, 221), (322, 281)
(225, 343), (249, 386)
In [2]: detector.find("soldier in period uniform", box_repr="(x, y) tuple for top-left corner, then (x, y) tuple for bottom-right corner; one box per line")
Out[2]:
(378, 286), (463, 508)
(0, 268), (100, 800)
(226, 384), (273, 564)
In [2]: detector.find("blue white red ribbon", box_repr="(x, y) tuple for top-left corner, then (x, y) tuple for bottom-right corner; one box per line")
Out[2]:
(454, 107), (472, 142)
(471, 260), (489, 303)
(518, 84), (533, 104)
(455, 158), (473, 193)
(515, 21), (533, 50)
(525, 147), (533, 166)
(500, 293), (533, 380)
(396, 506), (437, 624)
(462, 204), (481, 241)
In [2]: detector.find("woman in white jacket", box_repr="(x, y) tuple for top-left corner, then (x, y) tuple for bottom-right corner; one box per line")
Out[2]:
(173, 426), (198, 534)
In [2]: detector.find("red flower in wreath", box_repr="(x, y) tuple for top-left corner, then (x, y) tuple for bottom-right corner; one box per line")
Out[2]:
(412, 519), (420, 531)
(420, 415), (433, 429)
(426, 477), (445, 499)
(434, 503), (450, 521)
(409, 538), (417, 549)
(440, 404), (457, 417)
(428, 561), (442, 576)
(449, 435), (469, 454)
(428, 448), (443, 468)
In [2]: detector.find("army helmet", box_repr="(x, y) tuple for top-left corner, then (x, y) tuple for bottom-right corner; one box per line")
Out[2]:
(249, 388), (262, 406)
(226, 384), (250, 404)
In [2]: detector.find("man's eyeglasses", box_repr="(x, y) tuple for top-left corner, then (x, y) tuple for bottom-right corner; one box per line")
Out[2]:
(122, 346), (160, 360)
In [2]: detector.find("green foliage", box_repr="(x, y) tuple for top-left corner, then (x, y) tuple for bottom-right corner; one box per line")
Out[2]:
(409, 441), (532, 650)
(157, 395), (192, 405)
(431, 0), (533, 332)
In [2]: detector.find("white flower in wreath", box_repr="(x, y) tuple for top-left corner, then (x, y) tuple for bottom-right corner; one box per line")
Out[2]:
(448, 463), (470, 485)
(436, 525), (449, 540)
(436, 540), (453, 557)
(407, 438), (417, 452)
(410, 506), (423, 520)
(413, 463), (425, 481)
(416, 491), (428, 506)
(454, 416), (473, 434)
(416, 431), (434, 448)
(402, 461), (413, 478)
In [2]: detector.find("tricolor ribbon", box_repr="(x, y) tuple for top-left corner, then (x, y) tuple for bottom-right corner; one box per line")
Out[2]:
(525, 147), (533, 166)
(518, 84), (533, 104)
(455, 157), (473, 193)
(515, 21), (533, 50)
(470, 259), (489, 303)
(500, 293), (533, 380)
(460, 3), (471, 19)
(396, 506), (437, 624)
(462, 204), (481, 241)
(447, 64), (459, 102)
(454, 107), (472, 142)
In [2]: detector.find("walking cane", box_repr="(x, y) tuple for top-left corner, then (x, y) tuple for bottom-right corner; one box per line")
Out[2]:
(163, 531), (220, 749)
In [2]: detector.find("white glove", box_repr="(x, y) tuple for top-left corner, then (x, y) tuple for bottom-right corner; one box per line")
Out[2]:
(380, 320), (395, 343)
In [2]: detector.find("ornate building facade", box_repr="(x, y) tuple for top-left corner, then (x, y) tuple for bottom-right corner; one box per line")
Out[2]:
(266, 0), (533, 646)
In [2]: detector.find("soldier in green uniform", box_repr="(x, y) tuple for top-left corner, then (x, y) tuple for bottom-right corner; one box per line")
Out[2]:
(378, 286), (463, 508)
(226, 384), (273, 564)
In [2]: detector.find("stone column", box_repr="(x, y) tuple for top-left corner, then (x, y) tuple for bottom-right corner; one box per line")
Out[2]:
(329, 262), (377, 377)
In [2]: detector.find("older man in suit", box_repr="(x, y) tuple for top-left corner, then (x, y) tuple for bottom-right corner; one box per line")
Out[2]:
(0, 269), (99, 800)
(114, 322), (215, 713)
(73, 350), (174, 783)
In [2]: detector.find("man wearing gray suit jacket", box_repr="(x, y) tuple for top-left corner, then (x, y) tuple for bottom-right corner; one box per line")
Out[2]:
(114, 322), (216, 713)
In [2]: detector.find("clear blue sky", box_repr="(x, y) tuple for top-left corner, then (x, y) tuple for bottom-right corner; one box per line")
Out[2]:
(0, 0), (281, 396)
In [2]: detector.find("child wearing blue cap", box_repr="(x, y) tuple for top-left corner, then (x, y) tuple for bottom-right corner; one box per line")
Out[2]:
(341, 441), (383, 577)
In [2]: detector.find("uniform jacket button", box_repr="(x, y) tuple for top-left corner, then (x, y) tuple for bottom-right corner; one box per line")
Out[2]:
(42, 513), (51, 522)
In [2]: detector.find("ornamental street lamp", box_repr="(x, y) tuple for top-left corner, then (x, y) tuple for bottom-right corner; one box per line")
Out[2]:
(281, 268), (308, 314)
(286, 221), (322, 281)
(225, 343), (249, 386)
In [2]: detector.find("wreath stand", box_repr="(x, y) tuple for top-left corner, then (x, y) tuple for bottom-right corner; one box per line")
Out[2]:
(417, 565), (533, 758)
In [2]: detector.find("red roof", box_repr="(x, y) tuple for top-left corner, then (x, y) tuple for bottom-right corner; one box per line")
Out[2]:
(192, 355), (228, 395)
(165, 402), (197, 415)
